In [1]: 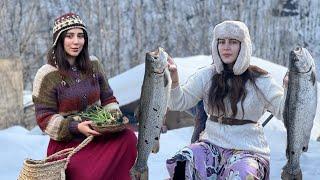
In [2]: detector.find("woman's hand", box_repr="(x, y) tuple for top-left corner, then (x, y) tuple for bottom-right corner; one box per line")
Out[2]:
(77, 121), (101, 137)
(167, 56), (179, 88)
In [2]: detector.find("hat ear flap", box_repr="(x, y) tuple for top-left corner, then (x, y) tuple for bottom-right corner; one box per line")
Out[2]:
(233, 38), (252, 75)
(212, 38), (224, 74)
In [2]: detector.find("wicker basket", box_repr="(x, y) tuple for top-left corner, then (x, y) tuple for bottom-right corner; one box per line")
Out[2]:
(91, 116), (129, 134)
(18, 136), (93, 180)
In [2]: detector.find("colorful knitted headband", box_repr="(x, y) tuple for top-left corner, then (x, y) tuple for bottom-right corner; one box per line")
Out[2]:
(52, 13), (87, 47)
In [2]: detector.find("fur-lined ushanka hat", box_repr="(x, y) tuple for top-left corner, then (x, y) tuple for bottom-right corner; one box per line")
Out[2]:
(211, 20), (252, 75)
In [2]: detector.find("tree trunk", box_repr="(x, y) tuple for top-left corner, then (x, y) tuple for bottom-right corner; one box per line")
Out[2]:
(1, 0), (319, 90)
(0, 59), (23, 129)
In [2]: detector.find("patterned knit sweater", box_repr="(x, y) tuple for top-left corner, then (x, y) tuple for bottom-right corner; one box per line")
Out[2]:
(169, 64), (285, 157)
(32, 57), (119, 141)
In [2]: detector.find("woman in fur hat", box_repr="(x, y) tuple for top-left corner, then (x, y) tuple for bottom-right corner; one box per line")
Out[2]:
(32, 13), (137, 179)
(167, 20), (286, 179)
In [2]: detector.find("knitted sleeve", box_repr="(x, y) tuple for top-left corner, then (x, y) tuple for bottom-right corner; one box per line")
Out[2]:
(168, 66), (211, 111)
(256, 74), (285, 121)
(90, 57), (120, 111)
(32, 65), (75, 141)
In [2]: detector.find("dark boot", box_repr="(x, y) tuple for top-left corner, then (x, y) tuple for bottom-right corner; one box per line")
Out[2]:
(173, 161), (186, 180)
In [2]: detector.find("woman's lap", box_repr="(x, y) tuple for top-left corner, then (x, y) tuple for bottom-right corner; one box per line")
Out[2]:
(166, 141), (269, 180)
(47, 128), (137, 180)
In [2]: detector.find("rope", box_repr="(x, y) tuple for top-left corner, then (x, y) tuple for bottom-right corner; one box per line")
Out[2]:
(64, 135), (94, 169)
(44, 148), (74, 162)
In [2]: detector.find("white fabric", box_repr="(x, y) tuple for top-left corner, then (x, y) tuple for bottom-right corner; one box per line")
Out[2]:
(168, 64), (285, 157)
(103, 102), (120, 111)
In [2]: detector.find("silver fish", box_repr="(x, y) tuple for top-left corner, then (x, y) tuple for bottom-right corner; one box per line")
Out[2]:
(281, 47), (317, 180)
(130, 47), (171, 180)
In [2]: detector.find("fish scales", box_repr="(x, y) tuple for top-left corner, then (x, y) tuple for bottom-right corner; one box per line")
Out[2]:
(281, 47), (317, 180)
(131, 47), (171, 179)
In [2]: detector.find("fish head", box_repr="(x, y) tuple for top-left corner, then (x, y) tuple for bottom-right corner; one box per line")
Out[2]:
(146, 47), (168, 74)
(289, 47), (315, 73)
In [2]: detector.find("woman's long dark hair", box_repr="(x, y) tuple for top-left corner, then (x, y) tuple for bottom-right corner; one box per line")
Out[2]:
(207, 65), (268, 118)
(47, 29), (91, 75)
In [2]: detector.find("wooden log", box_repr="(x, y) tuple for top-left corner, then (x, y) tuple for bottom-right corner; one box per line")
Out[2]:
(23, 104), (36, 130)
(0, 59), (23, 129)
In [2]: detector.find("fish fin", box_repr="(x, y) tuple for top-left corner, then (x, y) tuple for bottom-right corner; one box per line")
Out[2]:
(281, 168), (302, 180)
(164, 71), (169, 87)
(302, 145), (308, 152)
(311, 71), (316, 85)
(151, 139), (160, 153)
(130, 166), (148, 180)
(285, 142), (289, 159)
(134, 105), (141, 122)
(164, 68), (172, 88)
(161, 125), (168, 134)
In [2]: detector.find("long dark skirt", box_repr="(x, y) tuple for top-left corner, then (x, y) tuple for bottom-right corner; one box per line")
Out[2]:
(47, 128), (137, 180)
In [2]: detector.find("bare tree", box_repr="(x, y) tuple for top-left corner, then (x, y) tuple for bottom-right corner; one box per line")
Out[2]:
(0, 0), (319, 91)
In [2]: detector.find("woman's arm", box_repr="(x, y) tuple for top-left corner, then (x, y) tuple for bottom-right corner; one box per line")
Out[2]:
(167, 58), (208, 111)
(257, 74), (286, 121)
(32, 65), (84, 141)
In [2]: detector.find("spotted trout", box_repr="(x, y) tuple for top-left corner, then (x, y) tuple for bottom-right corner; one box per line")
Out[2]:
(130, 47), (171, 180)
(281, 47), (317, 180)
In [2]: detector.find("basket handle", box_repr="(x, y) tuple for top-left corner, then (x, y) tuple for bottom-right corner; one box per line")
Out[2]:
(64, 135), (94, 169)
(44, 148), (74, 161)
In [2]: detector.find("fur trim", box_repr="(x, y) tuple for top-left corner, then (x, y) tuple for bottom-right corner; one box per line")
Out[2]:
(89, 55), (99, 61)
(103, 102), (120, 111)
(211, 20), (252, 75)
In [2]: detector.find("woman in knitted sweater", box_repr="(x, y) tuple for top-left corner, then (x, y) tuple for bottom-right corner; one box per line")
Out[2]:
(166, 20), (287, 179)
(32, 13), (137, 180)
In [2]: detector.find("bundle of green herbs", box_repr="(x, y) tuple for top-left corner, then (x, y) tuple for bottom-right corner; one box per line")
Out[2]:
(79, 106), (122, 126)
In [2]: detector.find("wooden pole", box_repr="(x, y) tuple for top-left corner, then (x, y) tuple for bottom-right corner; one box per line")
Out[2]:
(0, 58), (23, 129)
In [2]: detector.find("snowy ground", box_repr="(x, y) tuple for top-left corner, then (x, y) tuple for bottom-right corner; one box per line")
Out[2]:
(2, 55), (320, 179)
(1, 118), (320, 179)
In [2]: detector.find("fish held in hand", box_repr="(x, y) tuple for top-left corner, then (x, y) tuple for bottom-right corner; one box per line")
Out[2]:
(281, 47), (317, 180)
(130, 47), (171, 180)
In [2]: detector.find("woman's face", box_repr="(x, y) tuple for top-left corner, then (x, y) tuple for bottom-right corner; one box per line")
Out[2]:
(63, 28), (85, 59)
(217, 38), (241, 65)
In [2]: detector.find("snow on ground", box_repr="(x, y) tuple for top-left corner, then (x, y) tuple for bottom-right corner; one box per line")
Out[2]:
(1, 119), (319, 179)
(148, 115), (320, 179)
(2, 55), (320, 179)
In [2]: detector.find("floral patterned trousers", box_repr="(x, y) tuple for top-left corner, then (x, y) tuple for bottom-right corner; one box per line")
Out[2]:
(166, 141), (269, 180)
